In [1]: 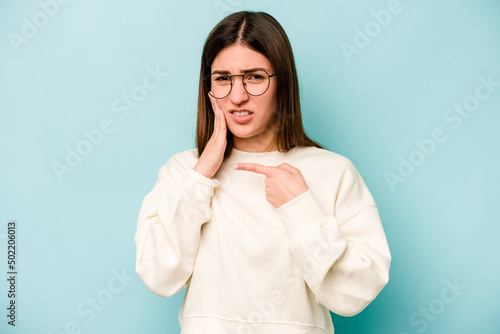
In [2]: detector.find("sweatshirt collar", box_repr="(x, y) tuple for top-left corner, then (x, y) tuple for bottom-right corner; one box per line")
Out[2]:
(227, 146), (299, 162)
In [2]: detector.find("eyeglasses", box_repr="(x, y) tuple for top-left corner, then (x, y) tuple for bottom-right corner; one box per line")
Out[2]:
(202, 69), (277, 99)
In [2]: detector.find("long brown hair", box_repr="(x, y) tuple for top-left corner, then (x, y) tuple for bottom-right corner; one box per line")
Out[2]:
(196, 11), (324, 160)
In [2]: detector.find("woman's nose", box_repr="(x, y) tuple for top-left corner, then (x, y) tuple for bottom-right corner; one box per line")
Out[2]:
(229, 76), (249, 104)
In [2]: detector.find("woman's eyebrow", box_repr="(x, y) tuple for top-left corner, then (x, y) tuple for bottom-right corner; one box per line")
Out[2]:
(212, 67), (270, 74)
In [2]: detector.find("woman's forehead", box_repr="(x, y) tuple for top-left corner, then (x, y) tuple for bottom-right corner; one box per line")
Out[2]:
(211, 44), (273, 73)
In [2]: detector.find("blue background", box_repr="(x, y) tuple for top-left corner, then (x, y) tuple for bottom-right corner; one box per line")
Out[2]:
(1, 0), (499, 333)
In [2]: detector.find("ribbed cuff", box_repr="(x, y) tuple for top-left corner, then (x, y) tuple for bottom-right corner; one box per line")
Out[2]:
(166, 168), (220, 219)
(276, 189), (327, 240)
(186, 168), (221, 188)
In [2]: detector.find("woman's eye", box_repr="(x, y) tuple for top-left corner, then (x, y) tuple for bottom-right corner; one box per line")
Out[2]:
(248, 74), (263, 80)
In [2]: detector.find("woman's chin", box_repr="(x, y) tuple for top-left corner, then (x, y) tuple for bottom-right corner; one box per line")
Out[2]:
(227, 127), (253, 139)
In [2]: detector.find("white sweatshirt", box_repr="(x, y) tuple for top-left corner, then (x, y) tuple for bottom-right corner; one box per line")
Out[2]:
(135, 146), (391, 334)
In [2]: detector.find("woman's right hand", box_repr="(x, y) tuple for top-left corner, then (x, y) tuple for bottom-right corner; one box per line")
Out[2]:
(193, 93), (228, 179)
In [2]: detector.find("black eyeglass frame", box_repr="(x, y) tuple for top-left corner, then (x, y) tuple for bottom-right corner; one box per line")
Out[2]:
(202, 69), (277, 99)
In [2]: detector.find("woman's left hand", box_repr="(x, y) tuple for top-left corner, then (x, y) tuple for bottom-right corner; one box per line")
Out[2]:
(233, 162), (309, 208)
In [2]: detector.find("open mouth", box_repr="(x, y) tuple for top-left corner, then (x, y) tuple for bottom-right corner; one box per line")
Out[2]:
(231, 110), (254, 116)
(230, 110), (254, 123)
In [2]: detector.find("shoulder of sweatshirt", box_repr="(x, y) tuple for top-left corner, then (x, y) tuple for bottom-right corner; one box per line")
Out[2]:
(152, 148), (199, 186)
(306, 148), (379, 216)
(294, 147), (373, 204)
(293, 146), (358, 174)
(164, 148), (199, 168)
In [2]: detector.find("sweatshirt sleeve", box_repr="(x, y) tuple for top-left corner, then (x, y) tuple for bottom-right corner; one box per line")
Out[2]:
(276, 159), (391, 317)
(134, 152), (220, 297)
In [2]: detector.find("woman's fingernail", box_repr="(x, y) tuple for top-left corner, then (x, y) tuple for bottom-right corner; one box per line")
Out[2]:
(233, 164), (239, 169)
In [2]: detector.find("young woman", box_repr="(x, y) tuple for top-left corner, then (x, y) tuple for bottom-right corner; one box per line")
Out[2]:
(135, 10), (391, 334)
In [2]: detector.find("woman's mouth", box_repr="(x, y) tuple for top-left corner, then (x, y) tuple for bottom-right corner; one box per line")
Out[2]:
(230, 110), (254, 123)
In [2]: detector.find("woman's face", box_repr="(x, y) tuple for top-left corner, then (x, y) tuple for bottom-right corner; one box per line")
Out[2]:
(210, 44), (278, 152)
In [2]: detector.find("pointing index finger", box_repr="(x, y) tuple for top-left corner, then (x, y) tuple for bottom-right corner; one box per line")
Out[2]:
(234, 163), (273, 175)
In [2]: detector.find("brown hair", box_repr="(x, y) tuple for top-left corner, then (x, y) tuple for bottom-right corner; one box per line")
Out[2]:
(196, 10), (324, 160)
